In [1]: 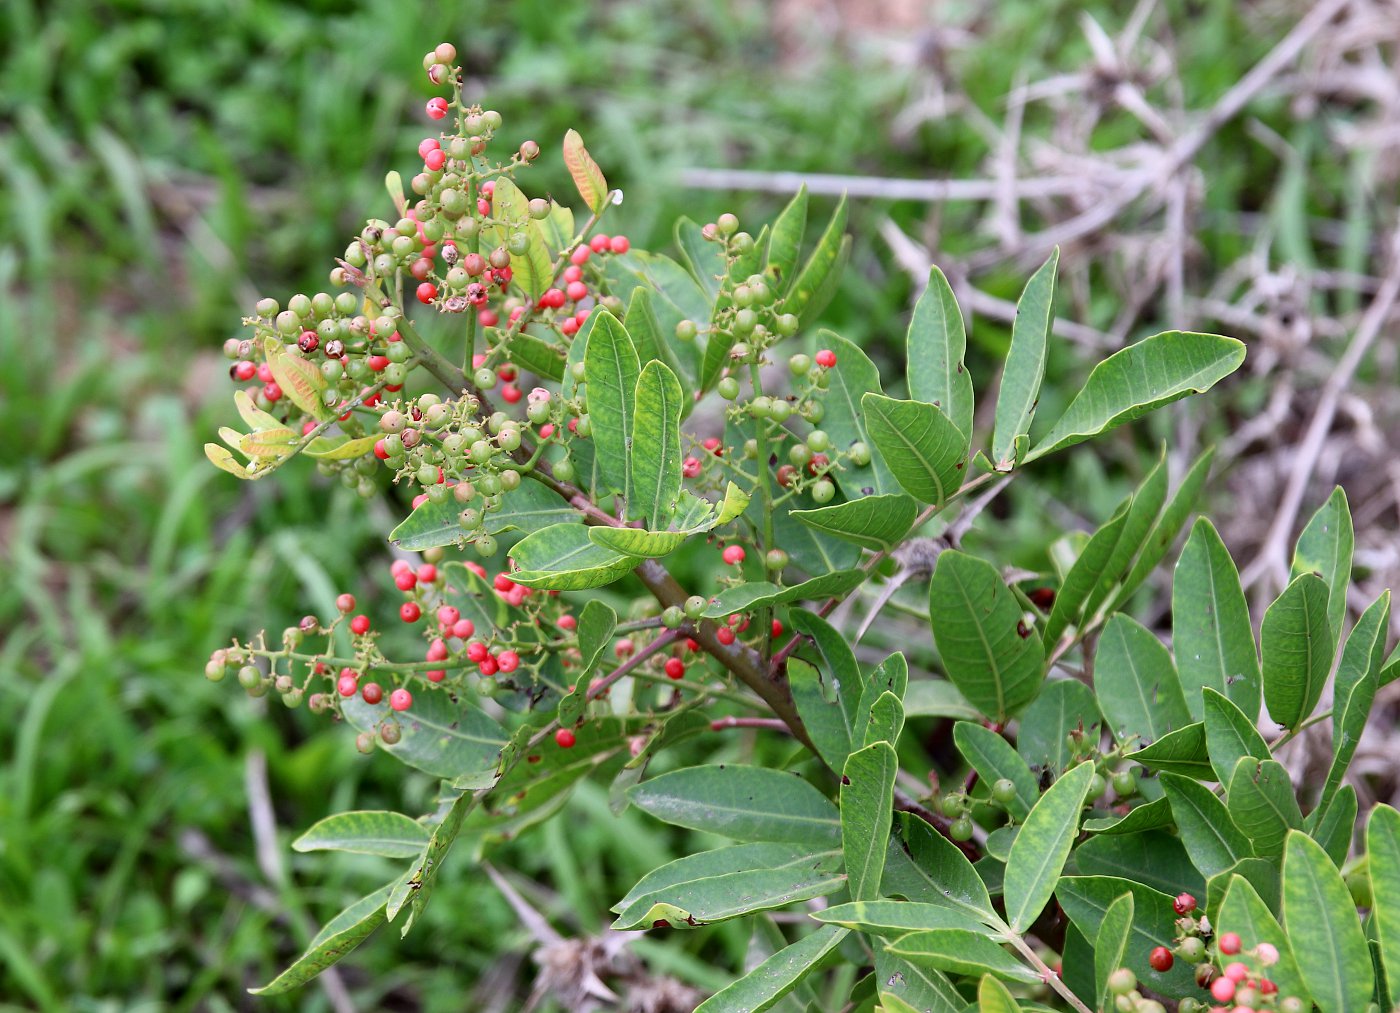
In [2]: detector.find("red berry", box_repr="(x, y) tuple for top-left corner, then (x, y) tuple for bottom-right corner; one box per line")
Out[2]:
(570, 245), (591, 265)
(478, 309), (499, 327)
(389, 688), (412, 711)
(716, 626), (736, 645)
(557, 614), (577, 631)
(232, 360), (256, 381)
(479, 655), (498, 676)
(437, 605), (460, 627)
(609, 235), (630, 254)
(426, 669), (445, 683)
(501, 383), (522, 404)
(560, 318), (579, 337)
(336, 673), (358, 697)
(542, 288), (566, 309)
(555, 728), (576, 748)
(1173, 892), (1197, 915)
(772, 619), (784, 636)
(685, 638), (700, 652)
(262, 382), (282, 402)
(424, 148), (446, 171)
(494, 573), (515, 592)
(349, 614), (371, 635)
(426, 638), (449, 662)
(563, 265), (583, 284)
(452, 618), (475, 639)
(337, 593), (356, 612)
(466, 641), (488, 663)
(1219, 932), (1242, 956)
(566, 281), (588, 302)
(722, 544), (746, 566)
(367, 354), (389, 372)
(615, 638), (635, 659)
(400, 602), (421, 623)
(426, 97), (449, 120)
(703, 437), (723, 456)
(497, 650), (519, 673)
(257, 362), (274, 383)
(664, 657), (685, 680)
(417, 564), (438, 584)
(590, 234), (610, 253)
(815, 349), (837, 368)
(682, 456), (701, 478)
(1211, 977), (1236, 1003)
(361, 682), (383, 704)
(395, 571), (417, 591)
(1149, 947), (1174, 972)
(418, 137), (440, 159)
(416, 282), (438, 304)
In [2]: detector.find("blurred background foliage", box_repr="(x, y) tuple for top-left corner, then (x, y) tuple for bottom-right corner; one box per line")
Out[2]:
(2, 0), (1396, 1009)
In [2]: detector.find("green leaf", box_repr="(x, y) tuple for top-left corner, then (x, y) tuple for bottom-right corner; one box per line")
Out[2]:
(557, 599), (617, 728)
(1203, 687), (1270, 787)
(389, 479), (577, 550)
(1078, 449), (1171, 624)
(992, 248), (1058, 469)
(861, 394), (967, 505)
(699, 570), (867, 619)
(856, 654), (909, 743)
(404, 787), (480, 928)
(862, 691), (905, 749)
(1004, 761), (1095, 932)
(766, 186), (808, 294)
(883, 811), (997, 925)
(1160, 772), (1253, 879)
(903, 680), (980, 721)
(953, 722), (1039, 821)
(1173, 518), (1261, 721)
(624, 285), (695, 404)
(1368, 805), (1400, 990)
(1106, 446), (1215, 614)
(842, 742), (898, 901)
(508, 522), (637, 590)
(303, 434), (378, 460)
(248, 884), (392, 995)
(790, 658), (857, 772)
(1042, 498), (1131, 649)
(1083, 797), (1174, 835)
(887, 928), (1040, 983)
(1228, 758), (1302, 860)
(1094, 893), (1135, 1012)
(292, 811), (430, 858)
(1075, 830), (1205, 899)
(813, 901), (994, 938)
(1095, 615), (1192, 745)
(976, 975), (1025, 1013)
(1262, 572), (1333, 731)
(790, 607), (863, 696)
(1019, 677), (1103, 772)
(1290, 486), (1353, 643)
(1055, 877), (1196, 994)
(1320, 591), (1389, 812)
(505, 329), (566, 382)
(629, 764), (841, 845)
(1308, 784), (1357, 867)
(1025, 331), (1245, 462)
(562, 128), (608, 213)
(792, 493), (919, 552)
(587, 526), (690, 559)
(1218, 875), (1311, 1005)
(628, 360), (683, 526)
(613, 844), (844, 930)
(583, 310), (640, 497)
(907, 266), (975, 446)
(781, 195), (848, 328)
(876, 943), (965, 1012)
(694, 925), (847, 1013)
(342, 691), (506, 782)
(1127, 721), (1212, 778)
(816, 331), (900, 497)
(674, 215), (725, 300)
(929, 551), (1045, 722)
(1284, 830), (1373, 1013)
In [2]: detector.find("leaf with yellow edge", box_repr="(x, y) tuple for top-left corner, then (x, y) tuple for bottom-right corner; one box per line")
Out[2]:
(234, 389), (284, 431)
(240, 427), (299, 459)
(263, 338), (331, 420)
(205, 443), (252, 479)
(305, 435), (378, 460)
(563, 129), (608, 213)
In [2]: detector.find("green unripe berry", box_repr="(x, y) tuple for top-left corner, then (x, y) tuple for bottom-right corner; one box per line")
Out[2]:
(575, 415), (591, 438)
(811, 479), (836, 504)
(775, 313), (799, 336)
(733, 309), (757, 335)
(675, 319), (698, 342)
(570, 361), (587, 381)
(716, 213), (739, 235)
(476, 473), (501, 497)
(730, 342), (751, 360)
(237, 665), (261, 689)
(256, 297), (279, 317)
(1176, 937), (1205, 962)
(475, 534), (498, 557)
(807, 429), (830, 453)
(1280, 999), (1305, 1013)
(387, 340), (411, 363)
(470, 440), (494, 464)
(426, 482), (448, 503)
(288, 293), (313, 318)
(383, 362), (407, 385)
(750, 396), (773, 419)
(662, 606), (686, 629)
(379, 721), (402, 745)
(1106, 968), (1137, 996)
(204, 661), (226, 682)
(458, 508), (481, 530)
(768, 399), (791, 423)
(684, 595), (706, 619)
(1111, 769), (1138, 797)
(803, 400), (825, 424)
(765, 549), (789, 571)
(731, 232), (754, 254)
(507, 232), (529, 256)
(939, 793), (966, 818)
(497, 427), (521, 452)
(991, 779), (1017, 805)
(499, 469), (521, 492)
(553, 458), (576, 483)
(717, 376), (740, 400)
(743, 439), (758, 459)
(1088, 773), (1107, 800)
(848, 442), (872, 467)
(474, 367), (497, 390)
(733, 284), (754, 308)
(528, 198), (551, 220)
(356, 732), (375, 754)
(949, 816), (974, 842)
(788, 353), (812, 376)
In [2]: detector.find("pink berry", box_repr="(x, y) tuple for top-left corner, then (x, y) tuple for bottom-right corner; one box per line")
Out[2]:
(815, 349), (837, 368)
(497, 650), (519, 673)
(570, 245), (591, 265)
(1224, 962), (1249, 983)
(437, 605), (460, 627)
(389, 688), (412, 711)
(466, 641), (488, 663)
(424, 148), (446, 171)
(426, 638), (449, 662)
(426, 97), (449, 120)
(426, 669), (445, 683)
(609, 235), (630, 254)
(1256, 943), (1279, 967)
(566, 281), (588, 302)
(590, 234), (610, 253)
(1211, 977), (1236, 1003)
(722, 544), (746, 565)
(337, 673), (358, 697)
(336, 593), (356, 612)
(557, 614), (577, 631)
(418, 137), (440, 159)
(615, 638), (635, 659)
(400, 602), (421, 623)
(416, 282), (438, 304)
(452, 618), (475, 639)
(1219, 933), (1242, 956)
(417, 564), (438, 584)
(395, 571), (417, 591)
(349, 614), (370, 635)
(501, 384), (521, 404)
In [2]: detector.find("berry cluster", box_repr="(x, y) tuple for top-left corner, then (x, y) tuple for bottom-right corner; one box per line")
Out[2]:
(1105, 896), (1302, 1013)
